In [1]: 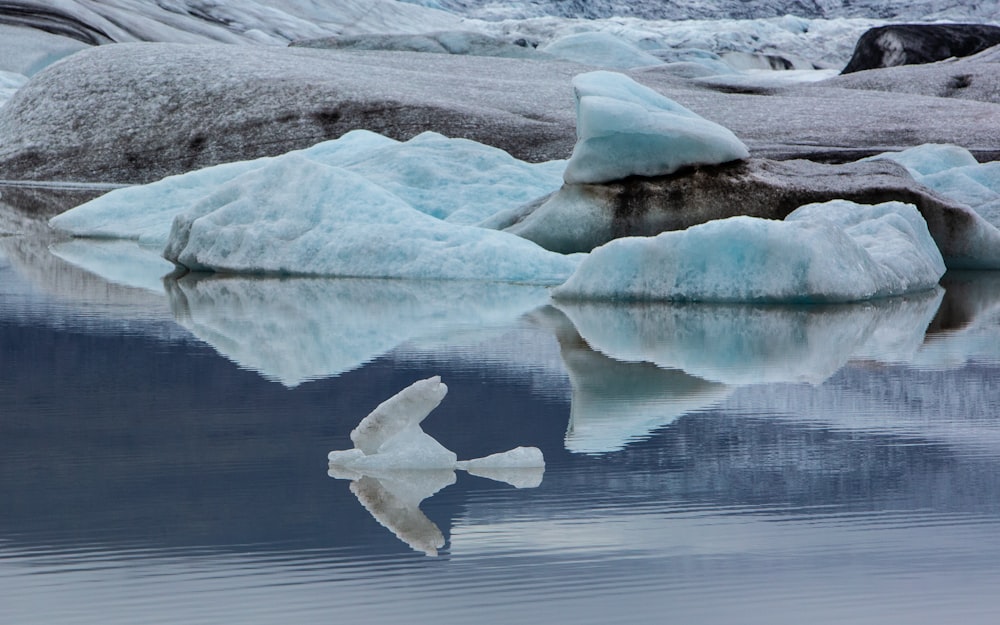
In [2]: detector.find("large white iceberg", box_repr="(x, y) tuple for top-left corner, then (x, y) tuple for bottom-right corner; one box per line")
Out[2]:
(562, 71), (749, 184)
(50, 130), (564, 246)
(553, 200), (945, 303)
(161, 155), (579, 283)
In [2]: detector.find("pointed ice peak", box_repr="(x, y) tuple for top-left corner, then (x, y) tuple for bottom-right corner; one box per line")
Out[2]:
(564, 71), (749, 184)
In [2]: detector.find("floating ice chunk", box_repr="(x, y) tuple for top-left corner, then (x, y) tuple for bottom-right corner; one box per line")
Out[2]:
(541, 32), (665, 69)
(49, 129), (563, 244)
(553, 201), (945, 303)
(48, 131), (398, 246)
(337, 425), (458, 471)
(329, 376), (545, 474)
(456, 447), (545, 488)
(163, 155), (580, 283)
(327, 377), (544, 552)
(563, 71), (749, 184)
(456, 446), (545, 469)
(351, 376), (449, 454)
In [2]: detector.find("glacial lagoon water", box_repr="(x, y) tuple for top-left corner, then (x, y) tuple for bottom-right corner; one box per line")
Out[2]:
(3, 234), (1000, 625)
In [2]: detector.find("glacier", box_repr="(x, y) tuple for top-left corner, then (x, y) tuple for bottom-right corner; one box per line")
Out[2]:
(563, 71), (749, 183)
(553, 201), (946, 303)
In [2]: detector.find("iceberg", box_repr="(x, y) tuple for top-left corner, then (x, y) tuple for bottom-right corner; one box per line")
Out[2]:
(161, 155), (579, 282)
(553, 200), (945, 303)
(328, 376), (545, 472)
(50, 130), (564, 246)
(563, 71), (749, 184)
(868, 144), (1000, 230)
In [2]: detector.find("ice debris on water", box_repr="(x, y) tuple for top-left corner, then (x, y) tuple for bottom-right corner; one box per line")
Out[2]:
(328, 376), (544, 555)
(328, 376), (545, 476)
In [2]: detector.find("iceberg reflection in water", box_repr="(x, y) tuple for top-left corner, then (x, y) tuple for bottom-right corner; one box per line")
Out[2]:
(165, 274), (551, 386)
(539, 290), (944, 453)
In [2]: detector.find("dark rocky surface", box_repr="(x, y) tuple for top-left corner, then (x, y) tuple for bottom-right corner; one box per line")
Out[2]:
(842, 23), (1000, 74)
(2, 43), (1000, 184)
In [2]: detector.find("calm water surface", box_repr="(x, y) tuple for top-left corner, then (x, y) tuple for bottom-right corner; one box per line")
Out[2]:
(2, 234), (1000, 625)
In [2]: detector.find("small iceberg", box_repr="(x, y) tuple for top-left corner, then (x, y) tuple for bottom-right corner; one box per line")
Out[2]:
(328, 376), (544, 555)
(553, 200), (945, 303)
(328, 376), (545, 475)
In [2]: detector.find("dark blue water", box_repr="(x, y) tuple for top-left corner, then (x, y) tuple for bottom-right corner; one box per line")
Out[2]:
(3, 237), (1000, 624)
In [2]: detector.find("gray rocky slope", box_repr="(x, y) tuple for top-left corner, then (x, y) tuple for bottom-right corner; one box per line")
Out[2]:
(2, 42), (1000, 185)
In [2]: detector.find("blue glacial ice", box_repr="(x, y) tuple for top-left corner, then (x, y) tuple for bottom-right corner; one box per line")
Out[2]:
(553, 200), (946, 303)
(868, 144), (1000, 229)
(50, 130), (565, 246)
(563, 71), (749, 184)
(161, 155), (578, 282)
